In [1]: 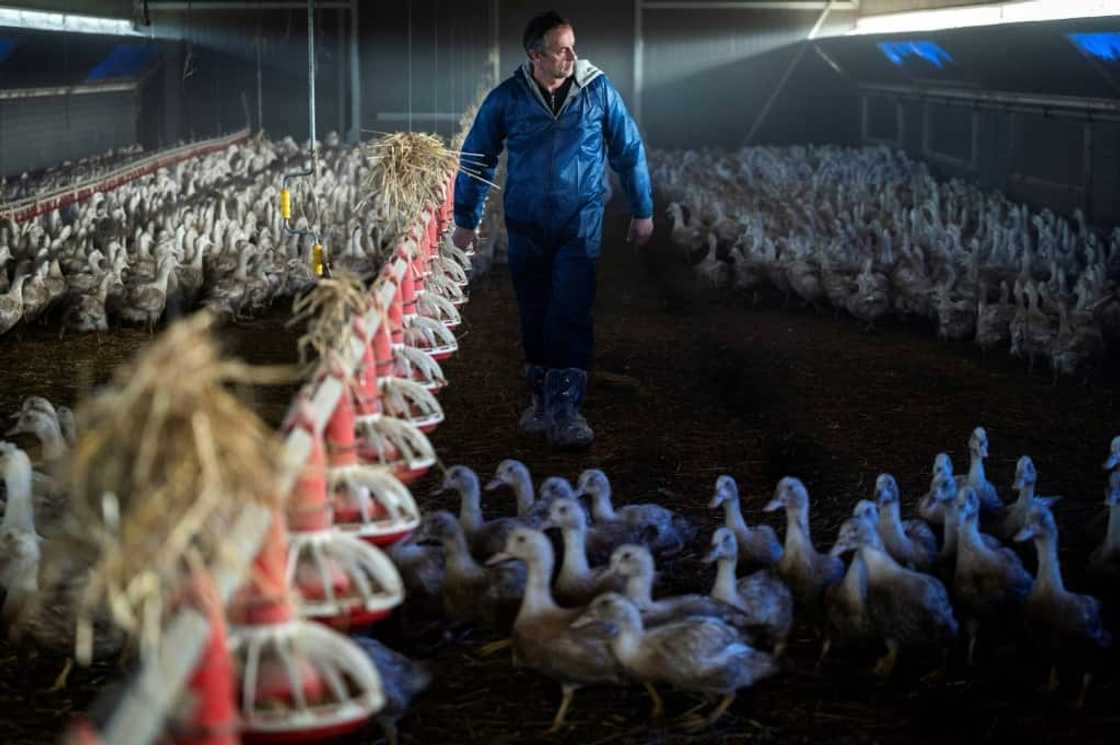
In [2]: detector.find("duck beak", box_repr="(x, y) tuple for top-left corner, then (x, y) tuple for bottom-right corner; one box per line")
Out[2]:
(484, 478), (503, 492)
(701, 545), (720, 564)
(539, 519), (557, 532)
(708, 493), (722, 509)
(1104, 454), (1120, 470)
(484, 552), (515, 567)
(569, 614), (597, 630)
(1012, 526), (1035, 543)
(1012, 478), (1024, 490)
(763, 497), (783, 513)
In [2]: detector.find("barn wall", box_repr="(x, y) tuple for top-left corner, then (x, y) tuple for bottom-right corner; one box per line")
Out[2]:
(0, 88), (138, 178)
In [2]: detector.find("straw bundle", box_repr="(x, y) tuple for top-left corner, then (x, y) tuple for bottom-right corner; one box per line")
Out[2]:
(288, 269), (371, 372)
(359, 131), (494, 244)
(47, 311), (292, 659)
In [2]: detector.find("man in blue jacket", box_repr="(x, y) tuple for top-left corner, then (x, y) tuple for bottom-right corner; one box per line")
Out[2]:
(451, 10), (654, 449)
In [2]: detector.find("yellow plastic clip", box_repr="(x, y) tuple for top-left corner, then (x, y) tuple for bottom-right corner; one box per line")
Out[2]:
(311, 243), (325, 277)
(280, 189), (291, 220)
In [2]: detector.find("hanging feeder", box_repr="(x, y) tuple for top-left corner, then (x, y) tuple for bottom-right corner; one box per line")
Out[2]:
(228, 513), (384, 745)
(320, 357), (424, 540)
(400, 251), (458, 364)
(375, 275), (447, 394)
(283, 399), (403, 628)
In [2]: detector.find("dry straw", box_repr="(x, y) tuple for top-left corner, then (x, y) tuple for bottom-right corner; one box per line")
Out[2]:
(288, 268), (371, 372)
(45, 311), (294, 661)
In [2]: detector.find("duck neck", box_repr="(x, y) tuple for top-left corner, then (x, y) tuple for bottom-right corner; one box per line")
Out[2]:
(710, 556), (739, 604)
(624, 572), (653, 606)
(858, 544), (898, 578)
(519, 550), (558, 618)
(35, 418), (66, 460)
(512, 473), (535, 517)
(609, 615), (644, 664)
(723, 497), (748, 535)
(1106, 504), (1120, 553)
(968, 450), (986, 484)
(1014, 481), (1036, 507)
(1033, 535), (1065, 594)
(560, 526), (591, 582)
(458, 490), (483, 535)
(786, 504), (811, 548)
(591, 490), (617, 522)
(881, 501), (905, 542)
(1, 458), (35, 533)
(957, 513), (986, 555)
(442, 527), (483, 578)
(941, 508), (959, 558)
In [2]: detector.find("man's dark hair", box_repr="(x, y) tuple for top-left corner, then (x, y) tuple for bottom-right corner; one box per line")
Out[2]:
(523, 10), (570, 55)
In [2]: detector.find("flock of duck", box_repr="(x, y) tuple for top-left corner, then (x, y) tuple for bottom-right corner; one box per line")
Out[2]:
(1, 399), (1119, 734)
(0, 143), (146, 203)
(0, 132), (392, 337)
(374, 427), (1120, 734)
(651, 145), (1120, 377)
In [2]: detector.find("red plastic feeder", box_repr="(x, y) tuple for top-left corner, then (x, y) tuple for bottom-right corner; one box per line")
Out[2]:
(228, 512), (384, 744)
(373, 294), (447, 395)
(283, 398), (404, 627)
(322, 360), (424, 543)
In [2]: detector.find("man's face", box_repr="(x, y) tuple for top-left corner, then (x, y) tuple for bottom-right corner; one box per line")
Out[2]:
(531, 25), (576, 81)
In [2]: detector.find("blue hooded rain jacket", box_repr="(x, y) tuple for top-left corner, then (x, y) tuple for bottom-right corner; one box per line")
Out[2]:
(454, 59), (653, 258)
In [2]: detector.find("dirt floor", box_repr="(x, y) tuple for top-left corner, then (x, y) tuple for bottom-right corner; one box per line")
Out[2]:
(1, 203), (1119, 744)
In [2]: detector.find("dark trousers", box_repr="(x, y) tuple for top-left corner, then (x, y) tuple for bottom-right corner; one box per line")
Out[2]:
(507, 217), (601, 371)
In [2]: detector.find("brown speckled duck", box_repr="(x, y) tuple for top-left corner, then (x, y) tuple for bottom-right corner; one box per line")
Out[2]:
(571, 592), (778, 730)
(764, 477), (843, 625)
(486, 528), (622, 732)
(541, 497), (623, 607)
(709, 474), (782, 569)
(576, 469), (695, 557)
(703, 527), (794, 657)
(1015, 506), (1112, 707)
(874, 473), (938, 572)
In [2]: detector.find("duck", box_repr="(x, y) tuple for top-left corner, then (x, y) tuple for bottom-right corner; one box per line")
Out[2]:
(1014, 505), (1112, 707)
(419, 511), (524, 632)
(1, 443), (124, 686)
(349, 635), (432, 745)
(952, 486), (1033, 665)
(965, 427), (1003, 514)
(975, 281), (1015, 353)
(764, 477), (843, 624)
(61, 271), (120, 335)
(830, 515), (959, 677)
(873, 473), (938, 572)
(484, 459), (547, 526)
(385, 528), (445, 620)
(485, 528), (622, 733)
(0, 274), (28, 336)
(820, 502), (880, 665)
(709, 475), (782, 568)
(607, 544), (753, 632)
(7, 404), (69, 461)
(1087, 469), (1120, 584)
(571, 593), (778, 730)
(998, 455), (1060, 542)
(917, 453), (957, 526)
(575, 469), (695, 557)
(1104, 435), (1120, 471)
(703, 527), (794, 656)
(438, 465), (525, 561)
(541, 497), (623, 607)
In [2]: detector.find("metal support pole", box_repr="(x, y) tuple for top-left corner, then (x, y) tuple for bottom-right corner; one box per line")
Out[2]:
(256, 14), (263, 133)
(634, 0), (643, 128)
(349, 0), (360, 144)
(338, 6), (346, 137)
(743, 0), (833, 146)
(491, 0), (500, 86)
(307, 0), (318, 175)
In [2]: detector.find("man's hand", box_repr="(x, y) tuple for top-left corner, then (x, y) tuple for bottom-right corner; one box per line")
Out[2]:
(451, 226), (478, 251)
(627, 216), (654, 246)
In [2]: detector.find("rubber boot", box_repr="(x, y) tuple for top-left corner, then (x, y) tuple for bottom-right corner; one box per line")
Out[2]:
(518, 364), (550, 436)
(545, 368), (593, 449)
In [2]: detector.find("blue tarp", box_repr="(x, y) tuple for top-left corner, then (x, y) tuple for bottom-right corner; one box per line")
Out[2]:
(1067, 32), (1120, 62)
(86, 43), (158, 81)
(877, 40), (954, 69)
